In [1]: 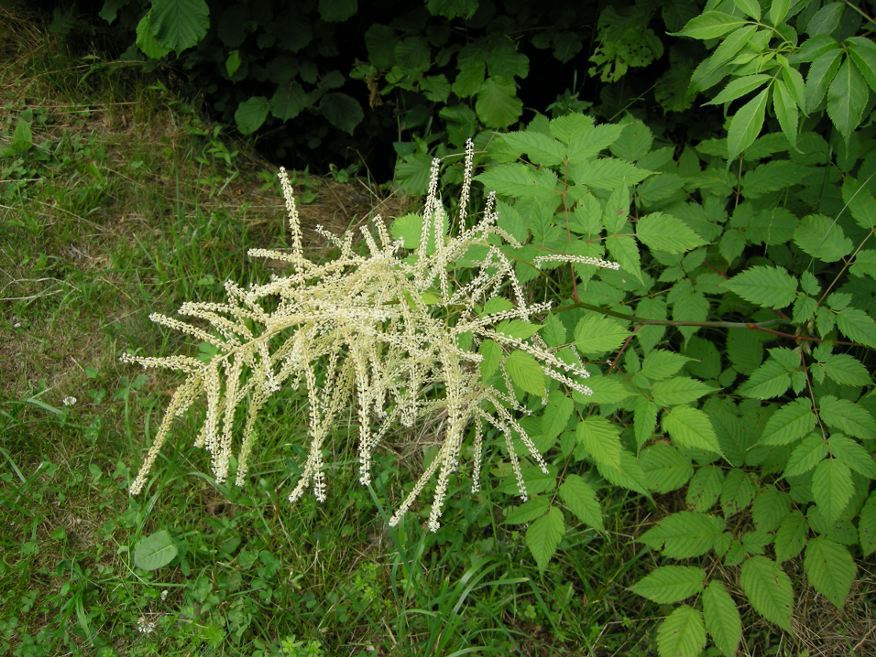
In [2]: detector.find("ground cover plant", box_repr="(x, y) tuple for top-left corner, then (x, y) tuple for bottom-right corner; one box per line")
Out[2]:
(3, 1), (876, 656)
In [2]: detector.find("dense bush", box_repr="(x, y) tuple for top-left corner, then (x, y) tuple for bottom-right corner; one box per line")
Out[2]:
(95, 0), (876, 655)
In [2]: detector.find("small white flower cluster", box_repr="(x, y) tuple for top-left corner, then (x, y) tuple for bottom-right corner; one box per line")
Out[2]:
(123, 140), (618, 531)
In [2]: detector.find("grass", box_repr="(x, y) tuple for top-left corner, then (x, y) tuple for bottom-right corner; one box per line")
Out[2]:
(0, 9), (663, 657)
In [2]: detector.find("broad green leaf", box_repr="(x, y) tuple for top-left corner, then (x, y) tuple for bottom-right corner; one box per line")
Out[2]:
(768, 0), (790, 25)
(506, 350), (545, 396)
(775, 511), (808, 562)
(759, 398), (816, 446)
(784, 434), (828, 477)
(503, 131), (566, 166)
(634, 398), (659, 448)
(720, 469), (756, 517)
(271, 82), (308, 120)
(847, 36), (876, 91)
(805, 48), (843, 112)
(605, 234), (642, 282)
(686, 466), (723, 512)
(651, 377), (715, 407)
(640, 444), (693, 494)
(804, 537), (856, 608)
(136, 13), (171, 58)
(859, 492), (876, 556)
(318, 0), (357, 21)
(739, 556), (793, 630)
(734, 0), (760, 20)
(793, 214), (853, 262)
(225, 49), (241, 76)
(772, 79), (798, 149)
(641, 350), (692, 381)
(703, 581), (742, 657)
(150, 0), (209, 53)
(505, 496), (551, 524)
(475, 164), (558, 199)
(558, 474), (603, 530)
(631, 566), (705, 604)
(133, 530), (178, 571)
(549, 113), (594, 144)
(727, 88), (769, 160)
(827, 58), (868, 141)
(639, 511), (724, 558)
(636, 212), (706, 254)
(835, 308), (876, 348)
(676, 11), (749, 39)
(496, 320), (542, 340)
(567, 123), (625, 162)
(320, 92), (363, 134)
(662, 406), (722, 454)
(820, 395), (876, 439)
(705, 73), (771, 106)
(577, 417), (622, 468)
(656, 606), (706, 657)
(724, 265), (797, 309)
(476, 77), (523, 128)
(806, 3), (844, 36)
(526, 506), (565, 570)
(10, 118), (32, 154)
(829, 434), (876, 478)
(574, 315), (630, 355)
(812, 458), (853, 525)
(234, 96), (270, 135)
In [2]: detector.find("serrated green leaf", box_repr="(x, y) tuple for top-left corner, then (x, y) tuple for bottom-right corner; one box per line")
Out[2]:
(475, 164), (558, 199)
(724, 265), (797, 309)
(636, 212), (707, 254)
(706, 73), (772, 106)
(526, 506), (565, 570)
(820, 395), (876, 439)
(793, 214), (853, 262)
(751, 486), (791, 533)
(558, 474), (603, 530)
(652, 377), (715, 407)
(720, 469), (756, 517)
(827, 57), (868, 141)
(505, 496), (551, 524)
(549, 114), (594, 144)
(769, 0), (790, 24)
(577, 417), (622, 468)
(567, 123), (625, 163)
(574, 315), (630, 355)
(804, 537), (856, 608)
(760, 398), (816, 446)
(657, 605), (706, 657)
(806, 48), (843, 112)
(676, 11), (749, 39)
(641, 444), (693, 494)
(133, 529), (178, 571)
(775, 510), (808, 562)
(506, 350), (545, 396)
(596, 449), (651, 496)
(819, 353), (871, 386)
(734, 0), (760, 20)
(570, 158), (653, 190)
(739, 556), (793, 630)
(631, 566), (705, 604)
(848, 36), (876, 91)
(703, 580), (741, 657)
(772, 79), (799, 149)
(859, 492), (876, 556)
(639, 511), (724, 558)
(503, 131), (566, 166)
(541, 392), (573, 441)
(812, 458), (854, 525)
(641, 350), (692, 381)
(727, 88), (769, 160)
(737, 358), (793, 399)
(686, 466), (723, 512)
(835, 308), (876, 348)
(662, 406), (722, 454)
(829, 434), (876, 478)
(784, 433), (828, 477)
(320, 92), (363, 135)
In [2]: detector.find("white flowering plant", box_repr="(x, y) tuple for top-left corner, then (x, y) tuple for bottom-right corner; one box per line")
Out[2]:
(123, 139), (618, 532)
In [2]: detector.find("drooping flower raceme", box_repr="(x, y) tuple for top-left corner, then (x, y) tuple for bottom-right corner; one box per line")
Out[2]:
(123, 140), (618, 531)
